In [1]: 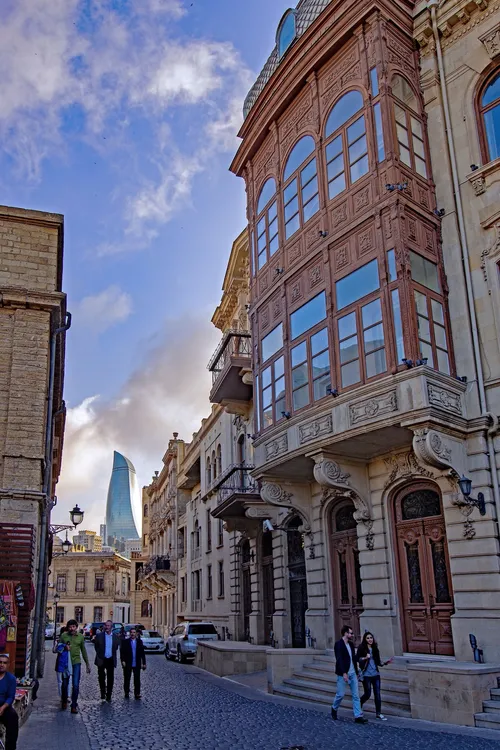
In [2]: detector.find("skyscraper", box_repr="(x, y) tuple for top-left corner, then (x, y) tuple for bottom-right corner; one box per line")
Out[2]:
(105, 451), (140, 542)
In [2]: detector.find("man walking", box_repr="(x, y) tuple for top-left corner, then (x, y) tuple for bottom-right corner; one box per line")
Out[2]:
(120, 628), (146, 699)
(94, 620), (120, 703)
(331, 625), (367, 723)
(60, 620), (91, 714)
(0, 654), (18, 750)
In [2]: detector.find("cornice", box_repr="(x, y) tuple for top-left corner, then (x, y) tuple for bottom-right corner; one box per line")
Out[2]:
(0, 288), (66, 312)
(415, 0), (500, 56)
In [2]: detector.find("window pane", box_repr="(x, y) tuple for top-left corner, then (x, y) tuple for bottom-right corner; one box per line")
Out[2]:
(414, 290), (428, 316)
(347, 116), (366, 144)
(285, 195), (299, 221)
(284, 179), (298, 204)
(364, 322), (384, 353)
(290, 291), (327, 339)
(431, 299), (444, 325)
(437, 348), (450, 375)
(362, 298), (382, 327)
(410, 251), (439, 292)
(484, 106), (500, 161)
(349, 134), (367, 163)
(374, 102), (385, 162)
(275, 375), (286, 401)
(269, 234), (279, 256)
(311, 327), (328, 355)
(370, 67), (379, 96)
(276, 395), (286, 416)
(340, 335), (359, 363)
(275, 356), (285, 379)
(366, 349), (387, 378)
(284, 136), (316, 180)
(326, 135), (343, 160)
(263, 405), (273, 428)
(338, 311), (357, 340)
(327, 153), (344, 179)
(268, 200), (277, 221)
(341, 359), (360, 387)
(393, 75), (418, 111)
(255, 374), (260, 432)
(415, 156), (427, 178)
(301, 159), (317, 186)
(258, 250), (266, 269)
(286, 214), (300, 239)
(303, 194), (320, 222)
(411, 117), (423, 139)
(397, 123), (409, 147)
(482, 73), (500, 106)
(413, 135), (425, 159)
(417, 314), (431, 342)
(312, 350), (329, 376)
(269, 216), (278, 239)
(388, 249), (397, 281)
(336, 259), (379, 309)
(350, 154), (369, 182)
(325, 90), (364, 137)
(293, 384), (310, 410)
(313, 372), (331, 400)
(258, 178), (276, 214)
(302, 175), (318, 203)
(257, 218), (265, 236)
(262, 366), (271, 388)
(329, 172), (346, 199)
(262, 324), (283, 362)
(291, 341), (307, 366)
(292, 363), (308, 389)
(419, 340), (434, 367)
(434, 323), (447, 350)
(391, 289), (405, 362)
(399, 145), (411, 167)
(395, 103), (407, 126)
(262, 385), (272, 409)
(258, 233), (267, 251)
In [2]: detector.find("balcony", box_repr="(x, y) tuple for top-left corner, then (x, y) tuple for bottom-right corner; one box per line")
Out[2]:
(137, 555), (175, 591)
(211, 463), (263, 528)
(208, 330), (252, 409)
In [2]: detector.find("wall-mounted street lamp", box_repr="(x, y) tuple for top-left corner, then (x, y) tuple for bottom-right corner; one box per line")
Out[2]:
(69, 504), (84, 527)
(51, 504), (85, 556)
(457, 475), (486, 516)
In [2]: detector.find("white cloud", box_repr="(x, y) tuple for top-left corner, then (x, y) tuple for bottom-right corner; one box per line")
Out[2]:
(75, 285), (133, 333)
(55, 316), (220, 532)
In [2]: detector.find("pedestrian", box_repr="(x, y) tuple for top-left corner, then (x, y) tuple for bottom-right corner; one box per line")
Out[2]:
(120, 627), (146, 700)
(60, 619), (91, 714)
(53, 626), (67, 698)
(357, 631), (393, 721)
(0, 653), (18, 750)
(331, 625), (367, 723)
(94, 619), (120, 703)
(54, 628), (73, 702)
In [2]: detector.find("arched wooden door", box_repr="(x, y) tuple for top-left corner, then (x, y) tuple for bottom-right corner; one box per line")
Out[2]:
(287, 517), (308, 648)
(395, 485), (454, 655)
(330, 500), (363, 642)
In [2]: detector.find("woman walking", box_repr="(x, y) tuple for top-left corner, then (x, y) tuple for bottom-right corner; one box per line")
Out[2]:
(357, 631), (392, 721)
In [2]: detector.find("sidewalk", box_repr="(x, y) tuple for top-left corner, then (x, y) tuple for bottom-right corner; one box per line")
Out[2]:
(18, 649), (91, 750)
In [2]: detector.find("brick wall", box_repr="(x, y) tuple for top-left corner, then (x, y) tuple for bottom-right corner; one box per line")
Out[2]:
(0, 214), (60, 294)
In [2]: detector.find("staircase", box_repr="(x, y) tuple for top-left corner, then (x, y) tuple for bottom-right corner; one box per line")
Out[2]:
(475, 678), (500, 729)
(273, 654), (412, 717)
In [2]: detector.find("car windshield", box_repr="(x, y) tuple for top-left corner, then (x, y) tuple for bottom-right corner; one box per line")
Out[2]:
(143, 631), (161, 638)
(188, 624), (217, 635)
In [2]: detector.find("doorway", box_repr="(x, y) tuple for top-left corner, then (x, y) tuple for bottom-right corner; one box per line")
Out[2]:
(241, 539), (252, 641)
(287, 516), (308, 648)
(261, 531), (275, 644)
(329, 500), (363, 642)
(394, 485), (454, 655)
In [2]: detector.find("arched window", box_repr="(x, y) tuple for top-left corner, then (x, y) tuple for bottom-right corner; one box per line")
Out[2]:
(141, 599), (150, 618)
(143, 504), (148, 518)
(277, 10), (296, 59)
(211, 451), (217, 480)
(392, 75), (427, 178)
(479, 69), (500, 163)
(216, 444), (222, 477)
(255, 178), (278, 271)
(283, 135), (319, 239)
(206, 456), (211, 486)
(324, 90), (368, 200)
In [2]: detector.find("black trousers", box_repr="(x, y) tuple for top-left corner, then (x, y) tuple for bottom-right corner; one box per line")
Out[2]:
(0, 705), (19, 750)
(360, 675), (382, 715)
(123, 665), (141, 697)
(98, 658), (115, 699)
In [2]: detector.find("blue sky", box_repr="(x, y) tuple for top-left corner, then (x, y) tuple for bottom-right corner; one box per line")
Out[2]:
(1, 0), (287, 532)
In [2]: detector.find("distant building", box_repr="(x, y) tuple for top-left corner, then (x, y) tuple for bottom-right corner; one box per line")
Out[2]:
(99, 524), (107, 545)
(72, 529), (102, 552)
(123, 538), (142, 559)
(105, 451), (141, 543)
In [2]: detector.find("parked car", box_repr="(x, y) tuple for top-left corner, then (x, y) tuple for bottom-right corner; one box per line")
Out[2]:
(45, 624), (54, 639)
(140, 630), (165, 653)
(83, 623), (93, 639)
(166, 622), (218, 662)
(88, 622), (105, 639)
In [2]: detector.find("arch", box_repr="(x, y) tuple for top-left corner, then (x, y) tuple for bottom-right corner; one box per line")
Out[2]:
(283, 135), (316, 180)
(140, 599), (150, 618)
(257, 177), (277, 214)
(391, 74), (419, 113)
(211, 450), (217, 480)
(206, 456), (211, 486)
(325, 90), (364, 138)
(216, 444), (222, 477)
(277, 9), (297, 59)
(476, 65), (500, 164)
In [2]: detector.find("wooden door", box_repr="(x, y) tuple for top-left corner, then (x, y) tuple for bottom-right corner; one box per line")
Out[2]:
(261, 531), (275, 645)
(395, 487), (454, 656)
(241, 540), (252, 640)
(330, 501), (363, 643)
(287, 518), (308, 648)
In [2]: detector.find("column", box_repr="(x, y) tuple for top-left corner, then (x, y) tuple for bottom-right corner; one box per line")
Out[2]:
(304, 486), (331, 649)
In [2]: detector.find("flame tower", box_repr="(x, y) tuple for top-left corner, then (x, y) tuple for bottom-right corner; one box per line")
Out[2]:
(105, 451), (140, 542)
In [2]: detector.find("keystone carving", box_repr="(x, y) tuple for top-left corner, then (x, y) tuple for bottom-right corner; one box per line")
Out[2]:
(470, 175), (486, 195)
(384, 451), (434, 489)
(313, 457), (350, 487)
(349, 391), (397, 425)
(321, 487), (374, 550)
(479, 22), (500, 58)
(412, 428), (454, 471)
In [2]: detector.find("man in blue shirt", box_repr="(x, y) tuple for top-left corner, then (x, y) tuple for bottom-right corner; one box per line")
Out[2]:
(94, 620), (120, 703)
(120, 628), (146, 699)
(0, 653), (18, 750)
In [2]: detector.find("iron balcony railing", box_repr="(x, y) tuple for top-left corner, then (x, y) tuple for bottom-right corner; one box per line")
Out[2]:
(215, 462), (258, 506)
(207, 329), (251, 386)
(138, 555), (171, 580)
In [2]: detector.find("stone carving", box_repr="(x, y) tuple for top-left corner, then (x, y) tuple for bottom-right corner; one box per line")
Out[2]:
(272, 297), (281, 319)
(265, 434), (288, 461)
(261, 307), (269, 330)
(470, 175), (486, 195)
(480, 22), (500, 58)
(480, 222), (500, 285)
(299, 414), (333, 445)
(309, 264), (322, 287)
(245, 506), (273, 519)
(288, 239), (302, 265)
(321, 48), (359, 97)
(425, 228), (434, 252)
(336, 243), (349, 269)
(305, 223), (321, 249)
(383, 215), (392, 239)
(349, 391), (397, 425)
(313, 458), (350, 487)
(260, 274), (269, 293)
(332, 201), (348, 227)
(384, 451), (434, 489)
(354, 187), (370, 211)
(342, 62), (361, 85)
(260, 481), (292, 506)
(291, 282), (302, 303)
(407, 218), (417, 241)
(419, 187), (429, 208)
(413, 428), (454, 470)
(357, 228), (373, 256)
(322, 486), (374, 547)
(427, 384), (462, 415)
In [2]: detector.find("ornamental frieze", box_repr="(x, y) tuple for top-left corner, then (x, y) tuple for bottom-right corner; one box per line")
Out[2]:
(427, 384), (462, 415)
(264, 433), (288, 461)
(298, 414), (333, 445)
(349, 391), (397, 426)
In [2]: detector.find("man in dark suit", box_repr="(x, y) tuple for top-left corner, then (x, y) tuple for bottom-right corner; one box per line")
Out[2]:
(331, 625), (367, 723)
(120, 628), (146, 699)
(94, 620), (120, 702)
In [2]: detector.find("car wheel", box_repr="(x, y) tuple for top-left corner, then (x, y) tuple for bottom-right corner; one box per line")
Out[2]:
(176, 646), (185, 664)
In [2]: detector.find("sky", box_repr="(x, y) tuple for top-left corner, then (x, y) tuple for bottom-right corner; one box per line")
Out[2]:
(1, 0), (288, 534)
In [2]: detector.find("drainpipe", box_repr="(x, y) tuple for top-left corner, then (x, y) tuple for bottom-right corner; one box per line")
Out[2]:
(30, 311), (71, 678)
(427, 0), (500, 529)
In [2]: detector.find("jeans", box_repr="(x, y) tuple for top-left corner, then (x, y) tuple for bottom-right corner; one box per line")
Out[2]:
(0, 705), (19, 750)
(361, 675), (382, 715)
(332, 671), (363, 718)
(69, 662), (81, 708)
(98, 658), (115, 699)
(123, 665), (142, 697)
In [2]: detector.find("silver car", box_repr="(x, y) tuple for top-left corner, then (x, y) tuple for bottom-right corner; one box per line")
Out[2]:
(166, 621), (218, 662)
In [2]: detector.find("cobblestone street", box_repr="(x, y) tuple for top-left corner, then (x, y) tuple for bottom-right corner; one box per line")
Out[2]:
(18, 647), (500, 750)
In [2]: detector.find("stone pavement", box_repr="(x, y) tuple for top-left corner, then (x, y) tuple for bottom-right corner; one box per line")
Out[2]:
(19, 645), (500, 750)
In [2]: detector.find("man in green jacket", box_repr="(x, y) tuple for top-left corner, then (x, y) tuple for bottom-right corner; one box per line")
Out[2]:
(60, 620), (91, 714)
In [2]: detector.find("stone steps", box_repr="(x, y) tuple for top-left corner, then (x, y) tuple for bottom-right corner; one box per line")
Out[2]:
(475, 681), (500, 729)
(273, 683), (412, 718)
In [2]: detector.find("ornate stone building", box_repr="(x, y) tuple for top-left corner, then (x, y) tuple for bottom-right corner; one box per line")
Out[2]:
(227, 0), (500, 688)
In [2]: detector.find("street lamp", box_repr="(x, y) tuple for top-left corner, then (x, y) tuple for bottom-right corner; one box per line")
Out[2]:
(53, 592), (60, 644)
(457, 475), (486, 516)
(69, 504), (84, 527)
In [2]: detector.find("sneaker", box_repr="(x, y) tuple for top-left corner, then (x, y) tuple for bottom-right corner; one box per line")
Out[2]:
(61, 701), (67, 710)
(354, 717), (368, 724)
(71, 707), (78, 715)
(376, 714), (387, 721)
(331, 707), (337, 720)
